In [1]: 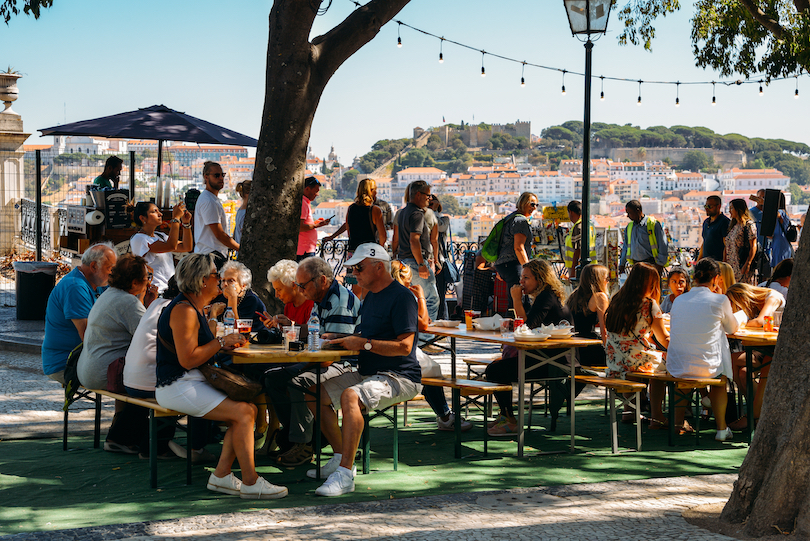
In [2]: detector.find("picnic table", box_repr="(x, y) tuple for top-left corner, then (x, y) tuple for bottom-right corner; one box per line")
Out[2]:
(230, 343), (358, 478)
(727, 327), (778, 443)
(426, 324), (601, 456)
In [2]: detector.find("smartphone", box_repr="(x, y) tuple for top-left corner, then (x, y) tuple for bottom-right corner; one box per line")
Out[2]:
(327, 214), (336, 221)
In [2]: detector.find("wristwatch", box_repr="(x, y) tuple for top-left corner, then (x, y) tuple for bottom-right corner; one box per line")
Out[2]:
(364, 339), (372, 351)
(170, 218), (181, 224)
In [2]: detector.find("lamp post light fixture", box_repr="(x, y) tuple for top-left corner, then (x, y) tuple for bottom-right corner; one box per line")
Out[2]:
(563, 0), (611, 280)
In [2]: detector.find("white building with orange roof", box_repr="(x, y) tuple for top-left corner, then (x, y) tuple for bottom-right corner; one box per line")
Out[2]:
(718, 168), (789, 191)
(559, 159), (582, 176)
(609, 178), (639, 201)
(486, 172), (521, 193)
(396, 167), (447, 183)
(519, 170), (574, 202)
(312, 200), (351, 225)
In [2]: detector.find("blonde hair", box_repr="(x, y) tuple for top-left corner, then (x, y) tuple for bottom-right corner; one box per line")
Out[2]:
(390, 260), (412, 286)
(355, 178), (376, 207)
(718, 262), (735, 294)
(726, 283), (774, 319)
(523, 259), (566, 303)
(516, 192), (538, 215)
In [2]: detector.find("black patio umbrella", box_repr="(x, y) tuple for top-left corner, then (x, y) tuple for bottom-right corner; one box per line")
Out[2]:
(39, 104), (258, 203)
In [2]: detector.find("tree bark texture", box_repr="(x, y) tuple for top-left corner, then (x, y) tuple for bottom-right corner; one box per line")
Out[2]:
(239, 0), (411, 309)
(722, 228), (810, 537)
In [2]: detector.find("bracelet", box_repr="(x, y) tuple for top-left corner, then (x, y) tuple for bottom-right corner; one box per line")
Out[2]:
(170, 218), (181, 224)
(217, 336), (225, 349)
(182, 223), (191, 229)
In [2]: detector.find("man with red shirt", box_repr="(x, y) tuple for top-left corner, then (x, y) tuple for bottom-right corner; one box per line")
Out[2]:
(298, 177), (331, 261)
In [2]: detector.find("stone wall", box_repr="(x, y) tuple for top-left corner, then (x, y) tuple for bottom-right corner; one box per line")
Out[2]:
(593, 147), (746, 169)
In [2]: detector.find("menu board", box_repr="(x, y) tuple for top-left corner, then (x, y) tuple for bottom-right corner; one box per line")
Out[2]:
(104, 190), (130, 229)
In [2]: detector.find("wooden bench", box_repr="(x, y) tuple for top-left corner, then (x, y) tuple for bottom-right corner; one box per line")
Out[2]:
(63, 387), (193, 488)
(627, 373), (726, 446)
(574, 375), (647, 453)
(422, 377), (513, 458)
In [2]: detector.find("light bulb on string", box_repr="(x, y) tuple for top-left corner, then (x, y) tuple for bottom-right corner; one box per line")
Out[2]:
(521, 62), (526, 87)
(561, 70), (566, 95)
(480, 51), (486, 77)
(675, 81), (680, 107)
(637, 80), (642, 106)
(438, 38), (444, 63)
(397, 23), (402, 48)
(712, 82), (716, 105)
(795, 75), (800, 99)
(759, 80), (764, 95)
(600, 76), (605, 101)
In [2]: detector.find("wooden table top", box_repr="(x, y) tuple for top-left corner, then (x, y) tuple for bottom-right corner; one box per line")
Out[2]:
(426, 325), (602, 349)
(229, 343), (359, 364)
(728, 328), (779, 347)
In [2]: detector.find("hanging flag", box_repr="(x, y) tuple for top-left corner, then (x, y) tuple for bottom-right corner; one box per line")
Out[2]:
(442, 116), (445, 123)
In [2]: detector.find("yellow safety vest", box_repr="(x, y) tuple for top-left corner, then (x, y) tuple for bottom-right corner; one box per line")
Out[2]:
(564, 218), (597, 269)
(625, 216), (664, 266)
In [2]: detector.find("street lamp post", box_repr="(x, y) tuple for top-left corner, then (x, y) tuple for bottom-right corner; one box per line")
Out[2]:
(563, 0), (611, 280)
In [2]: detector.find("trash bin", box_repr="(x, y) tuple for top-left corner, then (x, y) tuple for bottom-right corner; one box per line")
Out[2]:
(13, 261), (58, 320)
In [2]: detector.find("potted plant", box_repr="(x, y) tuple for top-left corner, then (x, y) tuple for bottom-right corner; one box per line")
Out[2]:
(0, 67), (22, 114)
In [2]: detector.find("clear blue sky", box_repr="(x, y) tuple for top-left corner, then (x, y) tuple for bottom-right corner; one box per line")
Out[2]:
(3, 0), (808, 165)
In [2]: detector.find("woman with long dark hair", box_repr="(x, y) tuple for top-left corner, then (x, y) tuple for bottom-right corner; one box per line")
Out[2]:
(724, 198), (757, 285)
(565, 264), (609, 366)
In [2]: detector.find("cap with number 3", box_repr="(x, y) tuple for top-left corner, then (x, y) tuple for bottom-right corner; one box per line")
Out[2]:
(344, 243), (390, 266)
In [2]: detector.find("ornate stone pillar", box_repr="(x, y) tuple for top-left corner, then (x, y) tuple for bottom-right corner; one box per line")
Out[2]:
(0, 72), (30, 254)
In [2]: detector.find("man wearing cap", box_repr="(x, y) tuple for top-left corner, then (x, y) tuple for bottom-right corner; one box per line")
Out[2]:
(309, 243), (422, 496)
(194, 161), (239, 268)
(298, 176), (331, 262)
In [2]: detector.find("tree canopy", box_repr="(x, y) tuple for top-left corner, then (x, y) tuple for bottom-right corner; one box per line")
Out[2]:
(617, 0), (810, 78)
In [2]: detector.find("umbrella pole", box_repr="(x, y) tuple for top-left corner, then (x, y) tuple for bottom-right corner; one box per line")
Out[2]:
(129, 151), (135, 201)
(156, 140), (163, 206)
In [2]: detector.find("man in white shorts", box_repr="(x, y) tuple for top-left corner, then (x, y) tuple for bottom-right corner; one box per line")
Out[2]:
(310, 243), (422, 496)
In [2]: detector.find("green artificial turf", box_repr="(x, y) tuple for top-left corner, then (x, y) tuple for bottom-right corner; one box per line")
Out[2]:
(0, 402), (747, 534)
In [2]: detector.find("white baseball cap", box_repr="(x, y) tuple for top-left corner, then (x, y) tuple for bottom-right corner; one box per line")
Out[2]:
(344, 243), (390, 267)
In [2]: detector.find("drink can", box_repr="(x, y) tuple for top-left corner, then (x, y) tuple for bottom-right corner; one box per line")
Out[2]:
(514, 317), (524, 329)
(764, 315), (774, 332)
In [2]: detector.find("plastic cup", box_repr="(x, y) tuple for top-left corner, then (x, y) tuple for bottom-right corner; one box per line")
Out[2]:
(500, 318), (514, 335)
(283, 325), (298, 351)
(236, 319), (252, 337)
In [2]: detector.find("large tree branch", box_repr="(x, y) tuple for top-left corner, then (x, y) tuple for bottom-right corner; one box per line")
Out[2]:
(795, 0), (810, 14)
(313, 0), (411, 79)
(738, 0), (784, 39)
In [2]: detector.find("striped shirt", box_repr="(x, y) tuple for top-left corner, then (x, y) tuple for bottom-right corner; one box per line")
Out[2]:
(316, 279), (360, 335)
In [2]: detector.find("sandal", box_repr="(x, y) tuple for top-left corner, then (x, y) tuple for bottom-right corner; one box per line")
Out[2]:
(679, 421), (694, 435)
(648, 418), (669, 430)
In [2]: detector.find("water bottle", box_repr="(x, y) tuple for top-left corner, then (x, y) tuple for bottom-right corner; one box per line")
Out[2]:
(307, 311), (320, 351)
(223, 307), (235, 334)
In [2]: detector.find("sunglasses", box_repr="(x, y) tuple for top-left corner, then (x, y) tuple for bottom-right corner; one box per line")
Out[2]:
(528, 203), (538, 208)
(210, 173), (226, 178)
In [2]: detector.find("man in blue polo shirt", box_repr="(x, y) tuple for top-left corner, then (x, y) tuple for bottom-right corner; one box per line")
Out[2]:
(698, 195), (730, 261)
(42, 243), (117, 384)
(312, 243), (421, 496)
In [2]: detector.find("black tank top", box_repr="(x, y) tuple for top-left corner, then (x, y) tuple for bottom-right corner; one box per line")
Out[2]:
(156, 293), (215, 387)
(347, 203), (376, 251)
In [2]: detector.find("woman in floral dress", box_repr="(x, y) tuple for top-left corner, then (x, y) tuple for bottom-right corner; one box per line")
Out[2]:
(604, 263), (672, 429)
(724, 198), (757, 285)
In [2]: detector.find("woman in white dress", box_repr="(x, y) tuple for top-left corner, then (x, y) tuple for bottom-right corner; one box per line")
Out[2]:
(667, 258), (740, 442)
(131, 201), (193, 293)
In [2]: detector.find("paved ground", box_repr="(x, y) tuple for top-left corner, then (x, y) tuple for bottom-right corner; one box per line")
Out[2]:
(0, 305), (738, 540)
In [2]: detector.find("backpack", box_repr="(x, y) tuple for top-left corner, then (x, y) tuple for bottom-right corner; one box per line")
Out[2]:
(480, 212), (519, 263)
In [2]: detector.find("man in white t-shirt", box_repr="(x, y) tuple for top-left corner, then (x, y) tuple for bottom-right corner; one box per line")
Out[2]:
(194, 161), (239, 267)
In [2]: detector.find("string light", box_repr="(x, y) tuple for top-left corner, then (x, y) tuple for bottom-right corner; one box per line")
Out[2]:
(600, 76), (605, 101)
(675, 81), (680, 107)
(481, 50), (486, 77)
(795, 75), (800, 99)
(521, 61), (526, 87)
(386, 17), (806, 104)
(637, 80), (642, 106)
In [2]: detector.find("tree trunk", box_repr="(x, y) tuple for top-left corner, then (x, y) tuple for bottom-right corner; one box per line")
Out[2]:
(239, 0), (411, 310)
(721, 229), (810, 536)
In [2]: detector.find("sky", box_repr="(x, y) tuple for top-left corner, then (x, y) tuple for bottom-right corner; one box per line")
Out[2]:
(3, 0), (808, 165)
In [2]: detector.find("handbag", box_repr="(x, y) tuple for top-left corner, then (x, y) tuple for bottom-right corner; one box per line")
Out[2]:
(779, 214), (798, 243)
(198, 363), (263, 402)
(106, 356), (126, 393)
(442, 222), (461, 284)
(737, 223), (751, 266)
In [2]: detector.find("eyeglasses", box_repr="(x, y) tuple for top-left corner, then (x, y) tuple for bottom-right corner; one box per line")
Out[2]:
(704, 204), (717, 209)
(528, 203), (538, 208)
(207, 272), (220, 280)
(295, 277), (315, 290)
(210, 173), (226, 178)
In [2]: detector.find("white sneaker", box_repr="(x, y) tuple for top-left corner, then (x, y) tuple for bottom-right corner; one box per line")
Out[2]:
(437, 412), (473, 432)
(240, 476), (288, 500)
(207, 472), (242, 496)
(306, 454), (357, 479)
(315, 466), (355, 496)
(715, 427), (733, 442)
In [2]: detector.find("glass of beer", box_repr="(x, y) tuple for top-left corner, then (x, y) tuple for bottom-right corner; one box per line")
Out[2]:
(236, 319), (252, 338)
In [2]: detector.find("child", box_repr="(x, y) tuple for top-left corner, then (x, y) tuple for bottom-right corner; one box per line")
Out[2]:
(659, 267), (690, 313)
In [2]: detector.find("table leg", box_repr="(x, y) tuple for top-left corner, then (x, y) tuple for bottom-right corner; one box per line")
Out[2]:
(517, 349), (525, 457)
(450, 337), (457, 380)
(745, 346), (754, 444)
(569, 348), (575, 453)
(315, 367), (322, 481)
(453, 387), (461, 459)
